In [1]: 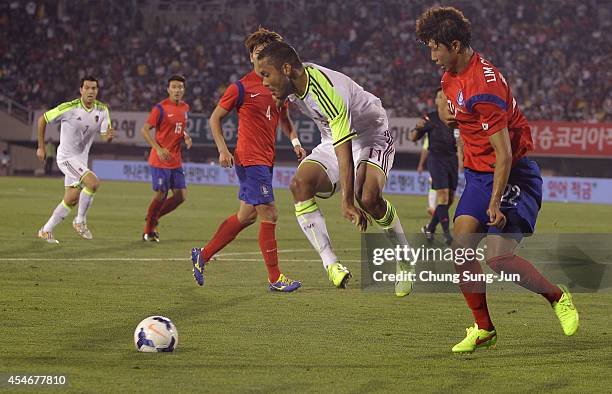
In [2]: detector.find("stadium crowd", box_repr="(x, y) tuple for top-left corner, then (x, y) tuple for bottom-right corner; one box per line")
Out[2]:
(2, 0), (611, 122)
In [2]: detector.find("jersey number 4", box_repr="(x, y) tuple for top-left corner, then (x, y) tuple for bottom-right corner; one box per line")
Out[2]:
(265, 105), (271, 121)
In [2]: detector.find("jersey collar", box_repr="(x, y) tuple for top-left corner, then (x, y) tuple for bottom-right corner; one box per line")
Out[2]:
(80, 98), (94, 112)
(297, 67), (311, 100)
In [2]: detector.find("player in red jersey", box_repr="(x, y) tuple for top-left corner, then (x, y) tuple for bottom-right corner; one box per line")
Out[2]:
(141, 75), (192, 242)
(190, 28), (305, 292)
(416, 7), (579, 353)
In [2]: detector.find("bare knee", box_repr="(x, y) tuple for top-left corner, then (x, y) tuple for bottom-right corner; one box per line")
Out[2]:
(290, 176), (315, 201)
(257, 204), (278, 223)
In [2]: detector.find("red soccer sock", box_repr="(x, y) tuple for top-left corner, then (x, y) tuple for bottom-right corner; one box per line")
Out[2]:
(259, 221), (281, 283)
(201, 214), (248, 261)
(157, 195), (183, 219)
(487, 253), (562, 304)
(144, 197), (165, 233)
(455, 259), (494, 331)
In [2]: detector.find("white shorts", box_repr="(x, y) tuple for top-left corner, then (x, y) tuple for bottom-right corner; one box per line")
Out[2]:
(299, 130), (395, 198)
(57, 158), (91, 187)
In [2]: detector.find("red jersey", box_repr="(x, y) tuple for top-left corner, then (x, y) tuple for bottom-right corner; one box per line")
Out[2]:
(146, 98), (190, 169)
(218, 71), (287, 167)
(441, 52), (533, 172)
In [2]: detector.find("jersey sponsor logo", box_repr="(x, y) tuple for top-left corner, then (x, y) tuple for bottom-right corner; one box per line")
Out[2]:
(168, 113), (174, 118)
(95, 115), (99, 123)
(77, 117), (82, 121)
(250, 93), (260, 98)
(457, 90), (465, 107)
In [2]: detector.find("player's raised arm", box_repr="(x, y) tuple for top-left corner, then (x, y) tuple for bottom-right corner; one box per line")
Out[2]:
(208, 105), (233, 167)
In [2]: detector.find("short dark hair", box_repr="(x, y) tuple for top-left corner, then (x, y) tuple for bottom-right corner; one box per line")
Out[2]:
(434, 87), (443, 97)
(168, 74), (186, 86)
(244, 27), (283, 54)
(416, 6), (471, 50)
(80, 76), (98, 88)
(256, 41), (302, 70)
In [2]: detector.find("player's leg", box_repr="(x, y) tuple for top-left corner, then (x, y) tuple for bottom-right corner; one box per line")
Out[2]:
(255, 201), (301, 292)
(483, 158), (577, 335)
(291, 151), (350, 288)
(155, 168), (187, 226)
(38, 161), (82, 243)
(449, 168), (498, 353)
(72, 171), (100, 239)
(143, 166), (169, 241)
(191, 165), (257, 286)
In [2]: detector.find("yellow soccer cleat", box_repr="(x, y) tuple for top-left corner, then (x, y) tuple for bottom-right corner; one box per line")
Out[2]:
(553, 285), (579, 336)
(452, 323), (497, 354)
(395, 260), (414, 297)
(327, 262), (352, 288)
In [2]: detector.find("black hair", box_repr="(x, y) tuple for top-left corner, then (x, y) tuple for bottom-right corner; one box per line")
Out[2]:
(80, 76), (98, 88)
(168, 74), (186, 86)
(416, 6), (471, 51)
(256, 41), (302, 69)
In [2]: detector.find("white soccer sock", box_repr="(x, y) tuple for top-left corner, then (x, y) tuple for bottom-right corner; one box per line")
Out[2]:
(375, 200), (410, 247)
(295, 198), (338, 269)
(75, 187), (95, 224)
(43, 200), (72, 232)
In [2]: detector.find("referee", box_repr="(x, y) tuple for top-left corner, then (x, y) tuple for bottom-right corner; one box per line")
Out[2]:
(410, 88), (461, 245)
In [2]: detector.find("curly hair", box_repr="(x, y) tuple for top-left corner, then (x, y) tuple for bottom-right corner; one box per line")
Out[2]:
(244, 27), (284, 54)
(416, 7), (471, 50)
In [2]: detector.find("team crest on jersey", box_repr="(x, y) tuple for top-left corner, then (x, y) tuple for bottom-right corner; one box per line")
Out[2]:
(457, 90), (465, 107)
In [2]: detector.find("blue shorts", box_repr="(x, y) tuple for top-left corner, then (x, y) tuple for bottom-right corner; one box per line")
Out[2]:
(235, 165), (274, 205)
(454, 157), (542, 237)
(150, 166), (187, 193)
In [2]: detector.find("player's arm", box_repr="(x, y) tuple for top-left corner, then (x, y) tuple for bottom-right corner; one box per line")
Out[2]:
(100, 106), (114, 142)
(141, 122), (171, 162)
(409, 116), (429, 142)
(208, 105), (233, 167)
(417, 145), (428, 174)
(456, 134), (464, 172)
(475, 101), (512, 229)
(439, 100), (458, 128)
(278, 102), (306, 161)
(36, 114), (47, 161)
(330, 110), (367, 231)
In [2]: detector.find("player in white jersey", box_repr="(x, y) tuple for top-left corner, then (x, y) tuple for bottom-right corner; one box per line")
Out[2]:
(257, 42), (413, 295)
(35, 76), (114, 243)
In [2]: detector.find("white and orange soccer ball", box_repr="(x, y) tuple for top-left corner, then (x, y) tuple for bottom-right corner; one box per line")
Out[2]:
(134, 316), (178, 352)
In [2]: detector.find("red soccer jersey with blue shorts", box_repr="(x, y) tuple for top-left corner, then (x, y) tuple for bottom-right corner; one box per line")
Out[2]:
(146, 98), (190, 169)
(444, 53), (542, 236)
(218, 70), (287, 167)
(441, 52), (533, 172)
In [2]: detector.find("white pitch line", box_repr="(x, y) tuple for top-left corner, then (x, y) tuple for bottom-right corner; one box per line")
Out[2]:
(0, 248), (362, 262)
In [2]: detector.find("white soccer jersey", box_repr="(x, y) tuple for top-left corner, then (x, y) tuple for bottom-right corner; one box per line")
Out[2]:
(288, 63), (388, 147)
(44, 99), (110, 163)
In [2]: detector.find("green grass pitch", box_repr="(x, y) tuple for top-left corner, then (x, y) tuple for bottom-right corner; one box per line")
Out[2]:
(0, 176), (610, 392)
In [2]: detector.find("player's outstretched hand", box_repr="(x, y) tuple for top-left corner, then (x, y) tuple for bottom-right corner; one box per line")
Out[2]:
(294, 145), (307, 161)
(36, 147), (45, 161)
(342, 203), (370, 232)
(156, 147), (171, 162)
(486, 202), (507, 229)
(219, 150), (234, 168)
(184, 133), (193, 149)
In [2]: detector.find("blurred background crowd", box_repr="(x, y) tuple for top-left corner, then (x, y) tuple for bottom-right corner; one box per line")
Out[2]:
(2, 0), (611, 121)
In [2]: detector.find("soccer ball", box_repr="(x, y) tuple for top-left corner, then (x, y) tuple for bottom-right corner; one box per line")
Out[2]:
(133, 316), (178, 352)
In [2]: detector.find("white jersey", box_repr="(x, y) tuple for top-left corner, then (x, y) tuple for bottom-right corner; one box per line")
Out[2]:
(288, 63), (388, 147)
(44, 99), (110, 163)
